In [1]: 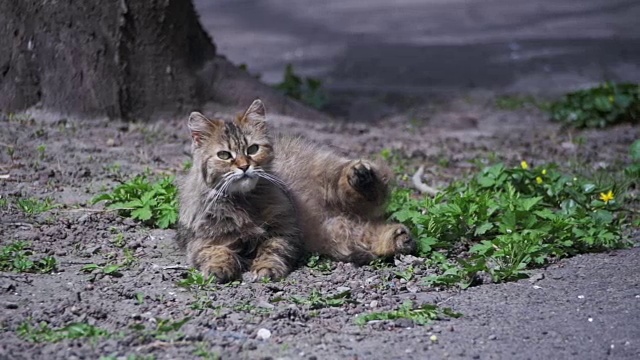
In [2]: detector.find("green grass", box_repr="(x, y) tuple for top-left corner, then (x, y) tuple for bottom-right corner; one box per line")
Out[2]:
(290, 289), (353, 309)
(275, 64), (327, 109)
(81, 263), (123, 277)
(625, 139), (640, 179)
(355, 300), (461, 326)
(16, 197), (58, 214)
(17, 321), (109, 343)
(100, 355), (156, 360)
(495, 95), (543, 111)
(130, 316), (191, 342)
(305, 254), (334, 273)
(550, 82), (640, 128)
(177, 268), (217, 290)
(0, 242), (57, 273)
(92, 174), (178, 229)
(387, 161), (632, 287)
(194, 343), (221, 360)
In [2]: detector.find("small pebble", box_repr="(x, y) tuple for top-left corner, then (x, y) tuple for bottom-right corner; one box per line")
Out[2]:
(257, 328), (271, 340)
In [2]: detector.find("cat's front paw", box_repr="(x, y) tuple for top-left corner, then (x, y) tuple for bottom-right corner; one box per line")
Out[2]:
(249, 262), (289, 282)
(195, 246), (243, 283)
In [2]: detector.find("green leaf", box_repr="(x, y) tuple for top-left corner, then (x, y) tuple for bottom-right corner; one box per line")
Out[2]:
(520, 196), (542, 211)
(131, 206), (153, 221)
(630, 140), (640, 161)
(474, 222), (493, 236)
(103, 264), (121, 275)
(81, 264), (100, 272)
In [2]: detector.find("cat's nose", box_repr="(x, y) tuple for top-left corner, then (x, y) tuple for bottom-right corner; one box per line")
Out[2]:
(238, 164), (250, 172)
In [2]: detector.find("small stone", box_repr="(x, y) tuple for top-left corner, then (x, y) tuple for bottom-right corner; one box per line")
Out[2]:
(77, 214), (91, 223)
(430, 335), (438, 343)
(3, 302), (18, 309)
(528, 273), (544, 283)
(257, 300), (275, 309)
(336, 286), (350, 293)
(243, 341), (257, 351)
(488, 334), (497, 340)
(394, 318), (414, 328)
(106, 138), (116, 146)
(369, 300), (379, 308)
(257, 328), (271, 340)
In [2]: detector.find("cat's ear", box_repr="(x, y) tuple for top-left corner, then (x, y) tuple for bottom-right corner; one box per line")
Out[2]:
(239, 99), (266, 124)
(188, 112), (222, 147)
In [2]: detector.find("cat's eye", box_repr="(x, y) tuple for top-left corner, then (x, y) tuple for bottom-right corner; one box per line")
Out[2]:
(217, 151), (232, 160)
(247, 144), (259, 155)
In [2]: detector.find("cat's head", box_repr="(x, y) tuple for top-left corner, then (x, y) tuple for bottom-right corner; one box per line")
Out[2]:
(188, 99), (273, 195)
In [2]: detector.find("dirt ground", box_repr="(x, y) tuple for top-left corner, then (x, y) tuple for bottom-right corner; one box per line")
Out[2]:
(1, 94), (639, 359)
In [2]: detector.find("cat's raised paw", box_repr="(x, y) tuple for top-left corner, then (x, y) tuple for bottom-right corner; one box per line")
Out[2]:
(347, 161), (377, 199)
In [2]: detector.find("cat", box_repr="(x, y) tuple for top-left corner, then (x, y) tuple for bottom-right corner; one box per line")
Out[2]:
(176, 99), (415, 282)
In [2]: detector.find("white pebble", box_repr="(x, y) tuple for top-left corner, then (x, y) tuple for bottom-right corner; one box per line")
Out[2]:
(257, 328), (271, 340)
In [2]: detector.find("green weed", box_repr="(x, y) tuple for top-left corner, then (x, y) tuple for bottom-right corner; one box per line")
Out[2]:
(100, 355), (156, 360)
(275, 64), (327, 109)
(625, 139), (640, 178)
(81, 263), (123, 277)
(0, 242), (57, 273)
(177, 268), (217, 290)
(379, 148), (409, 177)
(232, 301), (272, 315)
(388, 161), (631, 285)
(306, 254), (334, 273)
(17, 321), (109, 343)
(355, 301), (461, 326)
(16, 197), (58, 214)
(194, 343), (221, 360)
(130, 316), (191, 341)
(550, 82), (640, 128)
(92, 174), (178, 229)
(495, 95), (543, 111)
(36, 144), (46, 159)
(393, 265), (415, 282)
(290, 289), (353, 309)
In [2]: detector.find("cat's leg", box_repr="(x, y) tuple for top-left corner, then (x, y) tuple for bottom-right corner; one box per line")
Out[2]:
(189, 242), (244, 283)
(321, 216), (415, 264)
(250, 236), (300, 281)
(336, 159), (392, 218)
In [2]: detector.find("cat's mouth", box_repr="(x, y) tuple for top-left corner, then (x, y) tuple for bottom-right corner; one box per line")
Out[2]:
(227, 170), (259, 194)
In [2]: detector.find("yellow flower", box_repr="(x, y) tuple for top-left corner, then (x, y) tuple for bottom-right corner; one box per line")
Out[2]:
(541, 169), (547, 175)
(520, 161), (529, 170)
(536, 177), (543, 184)
(599, 190), (614, 204)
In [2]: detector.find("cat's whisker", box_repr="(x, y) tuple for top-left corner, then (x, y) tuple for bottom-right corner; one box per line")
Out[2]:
(256, 171), (289, 193)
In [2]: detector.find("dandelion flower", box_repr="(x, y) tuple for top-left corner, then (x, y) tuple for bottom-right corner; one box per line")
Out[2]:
(536, 177), (543, 184)
(599, 190), (614, 204)
(542, 169), (547, 175)
(520, 161), (529, 170)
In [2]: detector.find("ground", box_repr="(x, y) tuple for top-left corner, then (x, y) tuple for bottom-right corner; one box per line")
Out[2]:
(1, 98), (639, 359)
(2, 0), (640, 359)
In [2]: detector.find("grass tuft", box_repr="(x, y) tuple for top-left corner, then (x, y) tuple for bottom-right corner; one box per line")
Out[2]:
(92, 174), (178, 229)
